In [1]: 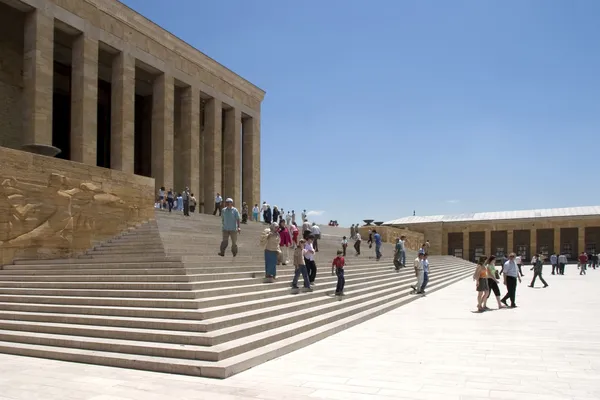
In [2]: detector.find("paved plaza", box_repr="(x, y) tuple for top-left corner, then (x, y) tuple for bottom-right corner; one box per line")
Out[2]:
(1, 265), (599, 400)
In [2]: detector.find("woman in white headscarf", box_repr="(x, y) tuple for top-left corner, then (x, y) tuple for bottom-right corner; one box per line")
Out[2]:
(260, 222), (280, 281)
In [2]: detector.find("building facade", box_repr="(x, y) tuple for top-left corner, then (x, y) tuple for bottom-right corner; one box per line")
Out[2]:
(384, 207), (600, 261)
(0, 0), (264, 211)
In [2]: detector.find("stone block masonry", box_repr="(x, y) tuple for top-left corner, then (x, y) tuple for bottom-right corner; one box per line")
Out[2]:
(0, 0), (264, 212)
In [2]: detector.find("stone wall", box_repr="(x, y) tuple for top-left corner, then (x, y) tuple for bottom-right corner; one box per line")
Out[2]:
(0, 3), (24, 150)
(357, 226), (424, 251)
(0, 146), (155, 265)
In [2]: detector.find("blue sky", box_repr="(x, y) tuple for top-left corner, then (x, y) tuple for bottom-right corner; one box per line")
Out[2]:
(123, 0), (600, 226)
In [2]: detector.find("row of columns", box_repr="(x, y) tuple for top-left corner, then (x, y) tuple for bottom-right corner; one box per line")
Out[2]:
(21, 8), (259, 209)
(462, 228), (587, 258)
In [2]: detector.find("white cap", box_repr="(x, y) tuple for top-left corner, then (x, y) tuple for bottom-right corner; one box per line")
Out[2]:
(225, 198), (233, 203)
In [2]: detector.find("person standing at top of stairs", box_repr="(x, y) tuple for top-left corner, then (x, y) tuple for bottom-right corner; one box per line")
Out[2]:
(218, 198), (241, 257)
(182, 187), (191, 216)
(213, 193), (223, 216)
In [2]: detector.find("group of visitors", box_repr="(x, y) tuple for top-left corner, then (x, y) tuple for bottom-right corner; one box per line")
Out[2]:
(473, 253), (523, 312)
(156, 186), (195, 216)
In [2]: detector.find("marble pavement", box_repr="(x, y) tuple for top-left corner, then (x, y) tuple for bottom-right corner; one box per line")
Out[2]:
(0, 264), (598, 400)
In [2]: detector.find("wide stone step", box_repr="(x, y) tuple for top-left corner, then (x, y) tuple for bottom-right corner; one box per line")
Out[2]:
(1, 262), (185, 271)
(0, 267), (189, 276)
(0, 263), (396, 298)
(0, 266), (468, 334)
(0, 261), (393, 288)
(0, 265), (406, 307)
(0, 274), (191, 283)
(0, 273), (468, 378)
(12, 256), (181, 265)
(0, 268), (468, 354)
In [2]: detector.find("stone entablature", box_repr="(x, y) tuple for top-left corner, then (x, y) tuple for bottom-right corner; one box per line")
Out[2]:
(51, 0), (265, 112)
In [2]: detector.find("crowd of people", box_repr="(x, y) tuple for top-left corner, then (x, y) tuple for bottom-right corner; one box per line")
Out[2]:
(158, 189), (598, 308)
(471, 250), (597, 313)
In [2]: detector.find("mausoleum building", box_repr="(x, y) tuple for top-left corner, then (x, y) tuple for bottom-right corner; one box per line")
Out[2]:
(0, 0), (264, 211)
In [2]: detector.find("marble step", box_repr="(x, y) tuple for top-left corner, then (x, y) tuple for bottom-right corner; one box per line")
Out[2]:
(0, 263), (417, 299)
(0, 273), (468, 379)
(0, 266), (470, 335)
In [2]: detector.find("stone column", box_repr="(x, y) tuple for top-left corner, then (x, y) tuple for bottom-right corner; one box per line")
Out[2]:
(70, 34), (98, 165)
(484, 229), (491, 256)
(203, 98), (222, 212)
(242, 115), (261, 209)
(22, 8), (55, 154)
(578, 227), (586, 254)
(111, 52), (135, 173)
(554, 228), (561, 254)
(463, 231), (469, 261)
(223, 107), (241, 206)
(530, 228), (537, 257)
(151, 74), (174, 192)
(507, 229), (514, 254)
(180, 86), (200, 195)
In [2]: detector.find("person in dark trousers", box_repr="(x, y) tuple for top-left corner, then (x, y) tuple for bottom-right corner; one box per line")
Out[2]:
(213, 193), (223, 216)
(354, 232), (362, 255)
(558, 253), (567, 275)
(166, 188), (174, 212)
(501, 253), (522, 308)
(331, 250), (345, 296)
(182, 187), (190, 216)
(291, 239), (312, 291)
(304, 235), (317, 284)
(529, 253), (548, 288)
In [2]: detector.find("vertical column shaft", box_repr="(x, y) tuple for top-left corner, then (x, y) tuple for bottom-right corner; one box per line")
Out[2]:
(242, 114), (261, 209)
(203, 98), (222, 212)
(463, 231), (470, 261)
(180, 86), (200, 195)
(554, 228), (561, 254)
(152, 74), (174, 192)
(578, 227), (586, 254)
(223, 107), (241, 206)
(530, 228), (537, 257)
(70, 34), (98, 165)
(22, 8), (54, 147)
(507, 229), (514, 254)
(111, 52), (135, 173)
(484, 229), (491, 256)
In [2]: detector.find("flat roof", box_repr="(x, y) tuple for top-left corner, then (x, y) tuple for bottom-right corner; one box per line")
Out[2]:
(384, 206), (600, 225)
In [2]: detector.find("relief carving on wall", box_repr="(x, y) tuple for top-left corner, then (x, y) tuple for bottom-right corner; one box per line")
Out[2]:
(0, 173), (140, 264)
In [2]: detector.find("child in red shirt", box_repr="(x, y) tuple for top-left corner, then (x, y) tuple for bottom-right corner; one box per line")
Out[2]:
(331, 250), (345, 296)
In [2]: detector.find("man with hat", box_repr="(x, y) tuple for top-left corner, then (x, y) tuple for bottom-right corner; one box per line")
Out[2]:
(219, 198), (241, 257)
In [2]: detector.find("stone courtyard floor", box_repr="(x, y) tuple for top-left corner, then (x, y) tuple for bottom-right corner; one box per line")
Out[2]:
(1, 265), (599, 400)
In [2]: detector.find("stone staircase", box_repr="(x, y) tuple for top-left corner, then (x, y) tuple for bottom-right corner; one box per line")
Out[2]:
(0, 211), (475, 378)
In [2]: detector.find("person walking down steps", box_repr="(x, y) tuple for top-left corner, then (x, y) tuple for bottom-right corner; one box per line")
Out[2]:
(218, 198), (240, 257)
(331, 250), (346, 296)
(261, 222), (281, 282)
(291, 239), (312, 291)
(529, 253), (549, 288)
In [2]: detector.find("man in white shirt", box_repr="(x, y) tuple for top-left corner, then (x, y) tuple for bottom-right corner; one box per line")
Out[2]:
(285, 212), (292, 226)
(501, 253), (522, 308)
(301, 210), (307, 221)
(304, 235), (317, 284)
(311, 223), (321, 252)
(411, 253), (424, 293)
(213, 193), (223, 216)
(354, 232), (362, 255)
